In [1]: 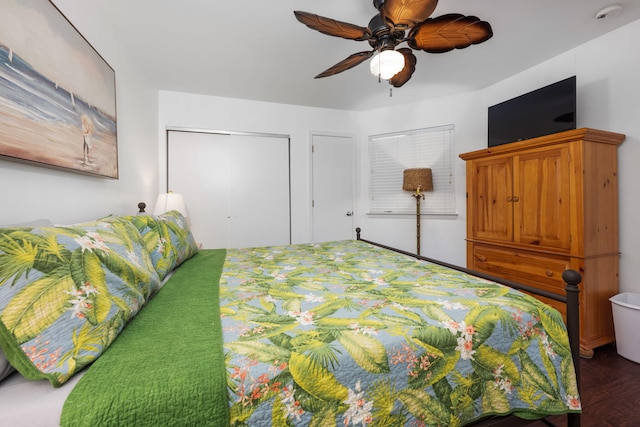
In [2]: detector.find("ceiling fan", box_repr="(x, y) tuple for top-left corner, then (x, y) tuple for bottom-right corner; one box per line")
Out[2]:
(294, 0), (493, 88)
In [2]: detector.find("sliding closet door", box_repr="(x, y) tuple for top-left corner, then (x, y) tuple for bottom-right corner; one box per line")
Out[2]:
(167, 130), (290, 249)
(229, 135), (290, 248)
(168, 131), (230, 248)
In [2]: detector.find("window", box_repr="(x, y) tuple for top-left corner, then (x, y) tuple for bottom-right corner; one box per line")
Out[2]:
(369, 125), (455, 215)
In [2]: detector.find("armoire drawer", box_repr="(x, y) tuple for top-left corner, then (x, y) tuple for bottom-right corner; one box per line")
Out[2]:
(470, 245), (571, 294)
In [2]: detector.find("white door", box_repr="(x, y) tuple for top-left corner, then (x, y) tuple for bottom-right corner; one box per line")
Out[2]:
(311, 134), (355, 242)
(167, 131), (231, 249)
(167, 130), (290, 249)
(229, 135), (291, 248)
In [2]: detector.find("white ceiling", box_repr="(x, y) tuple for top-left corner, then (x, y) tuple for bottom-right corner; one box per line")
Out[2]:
(97, 0), (640, 111)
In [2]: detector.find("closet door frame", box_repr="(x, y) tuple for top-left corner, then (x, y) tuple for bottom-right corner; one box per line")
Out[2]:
(164, 127), (291, 248)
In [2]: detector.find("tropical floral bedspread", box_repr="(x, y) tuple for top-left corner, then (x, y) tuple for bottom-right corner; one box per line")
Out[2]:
(219, 240), (580, 426)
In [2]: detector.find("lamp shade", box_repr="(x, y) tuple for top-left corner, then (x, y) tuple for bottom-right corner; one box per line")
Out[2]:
(154, 192), (188, 217)
(370, 49), (405, 80)
(403, 168), (433, 192)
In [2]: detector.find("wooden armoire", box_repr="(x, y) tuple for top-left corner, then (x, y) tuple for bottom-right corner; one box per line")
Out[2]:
(459, 128), (625, 354)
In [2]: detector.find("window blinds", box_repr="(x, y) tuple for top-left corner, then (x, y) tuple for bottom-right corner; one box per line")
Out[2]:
(369, 125), (455, 215)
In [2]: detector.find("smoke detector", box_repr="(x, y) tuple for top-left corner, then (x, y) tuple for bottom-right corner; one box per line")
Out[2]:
(595, 4), (623, 19)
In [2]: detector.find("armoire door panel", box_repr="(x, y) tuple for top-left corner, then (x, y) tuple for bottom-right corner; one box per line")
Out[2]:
(470, 157), (513, 242)
(513, 147), (571, 249)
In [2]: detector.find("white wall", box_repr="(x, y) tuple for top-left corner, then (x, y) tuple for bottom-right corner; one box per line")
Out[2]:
(0, 0), (159, 225)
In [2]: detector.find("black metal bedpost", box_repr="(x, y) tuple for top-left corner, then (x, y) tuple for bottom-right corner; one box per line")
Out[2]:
(562, 269), (582, 427)
(356, 227), (361, 240)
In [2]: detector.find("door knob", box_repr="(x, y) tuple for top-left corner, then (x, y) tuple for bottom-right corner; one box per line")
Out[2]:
(346, 211), (353, 216)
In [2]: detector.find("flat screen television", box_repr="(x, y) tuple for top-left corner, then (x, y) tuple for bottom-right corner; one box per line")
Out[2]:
(488, 76), (576, 147)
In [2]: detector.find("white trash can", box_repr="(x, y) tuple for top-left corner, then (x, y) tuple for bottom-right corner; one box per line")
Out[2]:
(610, 292), (640, 364)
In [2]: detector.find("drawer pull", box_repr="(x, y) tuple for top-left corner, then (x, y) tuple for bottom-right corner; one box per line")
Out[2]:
(545, 270), (553, 277)
(476, 255), (487, 262)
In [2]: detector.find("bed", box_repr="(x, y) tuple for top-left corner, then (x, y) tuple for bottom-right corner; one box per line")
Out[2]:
(0, 214), (581, 426)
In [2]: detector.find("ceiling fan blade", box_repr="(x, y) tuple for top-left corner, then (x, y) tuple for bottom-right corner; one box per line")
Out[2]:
(294, 11), (371, 41)
(315, 51), (374, 78)
(408, 14), (493, 53)
(389, 48), (417, 88)
(380, 0), (439, 29)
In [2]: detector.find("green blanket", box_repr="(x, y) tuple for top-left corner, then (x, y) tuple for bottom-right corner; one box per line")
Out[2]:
(61, 250), (230, 426)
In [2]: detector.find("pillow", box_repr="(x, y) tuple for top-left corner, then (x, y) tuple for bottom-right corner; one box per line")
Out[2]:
(0, 348), (14, 382)
(0, 219), (160, 386)
(106, 212), (198, 280)
(103, 214), (172, 280)
(156, 210), (199, 272)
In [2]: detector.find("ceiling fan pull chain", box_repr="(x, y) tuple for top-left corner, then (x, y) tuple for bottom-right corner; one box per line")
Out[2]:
(389, 87), (393, 97)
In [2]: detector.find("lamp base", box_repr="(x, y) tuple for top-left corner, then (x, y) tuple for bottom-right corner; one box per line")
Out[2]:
(412, 191), (424, 255)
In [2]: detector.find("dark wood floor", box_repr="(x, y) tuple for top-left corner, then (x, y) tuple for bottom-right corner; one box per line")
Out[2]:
(531, 343), (640, 427)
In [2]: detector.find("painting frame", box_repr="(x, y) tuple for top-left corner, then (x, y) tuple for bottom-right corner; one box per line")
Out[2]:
(0, 0), (118, 179)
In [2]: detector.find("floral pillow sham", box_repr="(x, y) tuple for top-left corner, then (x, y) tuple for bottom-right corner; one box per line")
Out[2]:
(0, 219), (160, 386)
(110, 211), (198, 280)
(107, 214), (173, 280)
(156, 210), (199, 271)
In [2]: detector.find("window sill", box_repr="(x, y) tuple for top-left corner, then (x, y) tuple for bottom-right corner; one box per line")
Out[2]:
(366, 212), (459, 219)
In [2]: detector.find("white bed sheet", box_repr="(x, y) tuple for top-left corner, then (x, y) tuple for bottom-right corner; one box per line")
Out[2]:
(0, 370), (84, 426)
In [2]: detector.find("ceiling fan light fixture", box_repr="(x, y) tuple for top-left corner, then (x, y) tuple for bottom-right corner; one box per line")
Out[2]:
(295, 3), (492, 87)
(370, 49), (405, 80)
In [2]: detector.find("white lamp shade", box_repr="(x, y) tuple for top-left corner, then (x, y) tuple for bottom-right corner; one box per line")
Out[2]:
(370, 50), (405, 80)
(154, 192), (188, 217)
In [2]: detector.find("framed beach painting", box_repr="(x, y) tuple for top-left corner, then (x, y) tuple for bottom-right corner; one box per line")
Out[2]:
(0, 0), (117, 178)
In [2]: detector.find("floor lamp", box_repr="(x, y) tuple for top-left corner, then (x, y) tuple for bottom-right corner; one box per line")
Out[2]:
(403, 168), (433, 255)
